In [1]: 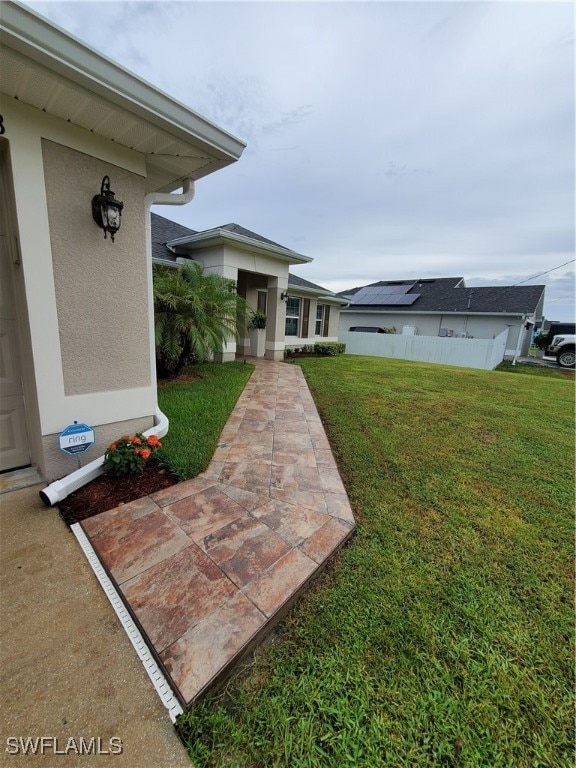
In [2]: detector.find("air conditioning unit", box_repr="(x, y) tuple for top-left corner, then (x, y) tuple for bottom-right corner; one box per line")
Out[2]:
(402, 325), (417, 336)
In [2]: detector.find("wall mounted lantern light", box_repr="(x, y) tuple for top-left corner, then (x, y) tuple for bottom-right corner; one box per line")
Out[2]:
(92, 176), (123, 242)
(281, 291), (289, 302)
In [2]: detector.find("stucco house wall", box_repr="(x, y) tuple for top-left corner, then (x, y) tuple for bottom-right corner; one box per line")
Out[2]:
(42, 139), (151, 396)
(283, 294), (341, 349)
(0, 2), (245, 481)
(3, 101), (157, 479)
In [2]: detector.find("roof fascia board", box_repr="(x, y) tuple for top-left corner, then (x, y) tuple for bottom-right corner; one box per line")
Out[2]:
(1, 2), (246, 162)
(168, 230), (312, 265)
(288, 285), (334, 297)
(287, 286), (347, 305)
(319, 295), (349, 306)
(152, 257), (180, 269)
(342, 309), (532, 317)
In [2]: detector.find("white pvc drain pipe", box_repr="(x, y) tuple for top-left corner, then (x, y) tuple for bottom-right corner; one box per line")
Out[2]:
(71, 523), (183, 723)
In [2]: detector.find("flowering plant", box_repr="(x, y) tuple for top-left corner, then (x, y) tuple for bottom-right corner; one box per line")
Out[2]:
(102, 433), (162, 478)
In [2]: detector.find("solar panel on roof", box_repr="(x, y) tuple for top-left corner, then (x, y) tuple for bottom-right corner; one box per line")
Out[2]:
(395, 294), (420, 305)
(350, 284), (419, 305)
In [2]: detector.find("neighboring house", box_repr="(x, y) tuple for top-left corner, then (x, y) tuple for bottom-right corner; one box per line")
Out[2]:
(151, 213), (346, 360)
(339, 277), (545, 360)
(0, 3), (245, 481)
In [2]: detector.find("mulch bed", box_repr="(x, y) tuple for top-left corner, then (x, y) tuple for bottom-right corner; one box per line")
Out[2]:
(57, 460), (180, 526)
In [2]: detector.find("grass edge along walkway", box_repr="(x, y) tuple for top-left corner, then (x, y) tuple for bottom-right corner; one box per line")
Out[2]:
(157, 361), (253, 480)
(177, 356), (575, 768)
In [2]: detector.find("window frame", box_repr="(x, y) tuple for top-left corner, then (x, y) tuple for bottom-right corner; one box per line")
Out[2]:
(285, 296), (301, 337)
(315, 304), (324, 336)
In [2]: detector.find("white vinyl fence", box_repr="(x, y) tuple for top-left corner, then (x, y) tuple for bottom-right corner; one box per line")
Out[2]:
(340, 329), (508, 370)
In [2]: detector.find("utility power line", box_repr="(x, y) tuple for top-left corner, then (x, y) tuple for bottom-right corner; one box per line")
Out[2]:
(513, 259), (575, 286)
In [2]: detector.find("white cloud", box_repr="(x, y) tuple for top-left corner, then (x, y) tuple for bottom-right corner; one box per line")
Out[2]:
(27, 0), (575, 320)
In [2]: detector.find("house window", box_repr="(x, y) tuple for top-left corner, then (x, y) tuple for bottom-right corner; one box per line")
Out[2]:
(285, 297), (300, 336)
(257, 291), (267, 314)
(315, 304), (324, 336)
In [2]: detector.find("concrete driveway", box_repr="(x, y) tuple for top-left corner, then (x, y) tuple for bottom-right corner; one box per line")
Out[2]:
(0, 484), (190, 768)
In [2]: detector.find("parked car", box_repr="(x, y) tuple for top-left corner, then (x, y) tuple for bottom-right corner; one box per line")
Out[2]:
(544, 323), (575, 356)
(547, 334), (576, 368)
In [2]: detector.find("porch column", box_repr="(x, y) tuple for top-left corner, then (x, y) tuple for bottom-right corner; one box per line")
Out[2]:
(265, 279), (287, 361)
(204, 264), (238, 363)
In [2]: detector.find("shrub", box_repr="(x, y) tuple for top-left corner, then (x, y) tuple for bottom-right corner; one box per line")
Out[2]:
(102, 433), (162, 478)
(533, 331), (549, 350)
(247, 310), (267, 330)
(313, 342), (346, 356)
(153, 262), (246, 379)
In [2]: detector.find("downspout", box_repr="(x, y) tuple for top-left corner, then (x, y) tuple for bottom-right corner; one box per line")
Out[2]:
(40, 180), (195, 507)
(511, 315), (527, 366)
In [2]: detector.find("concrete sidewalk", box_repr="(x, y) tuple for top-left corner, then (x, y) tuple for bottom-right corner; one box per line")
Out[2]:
(0, 485), (190, 768)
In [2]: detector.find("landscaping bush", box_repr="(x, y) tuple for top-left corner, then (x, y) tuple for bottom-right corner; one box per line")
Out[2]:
(313, 342), (346, 356)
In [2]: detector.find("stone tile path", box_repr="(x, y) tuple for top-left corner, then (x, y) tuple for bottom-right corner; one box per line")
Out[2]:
(81, 359), (355, 706)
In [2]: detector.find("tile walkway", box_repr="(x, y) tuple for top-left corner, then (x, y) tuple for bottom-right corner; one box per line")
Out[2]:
(80, 359), (355, 707)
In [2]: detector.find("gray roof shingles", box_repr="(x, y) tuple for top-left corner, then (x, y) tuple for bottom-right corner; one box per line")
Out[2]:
(151, 213), (196, 262)
(339, 278), (544, 315)
(151, 213), (298, 260)
(288, 273), (332, 293)
(151, 214), (332, 294)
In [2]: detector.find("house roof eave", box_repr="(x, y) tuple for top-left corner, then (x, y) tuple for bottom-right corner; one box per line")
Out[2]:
(167, 229), (312, 265)
(342, 308), (535, 317)
(288, 286), (348, 305)
(0, 2), (246, 192)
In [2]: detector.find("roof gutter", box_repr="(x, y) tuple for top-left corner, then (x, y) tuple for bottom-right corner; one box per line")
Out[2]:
(1, 2), (246, 165)
(40, 180), (196, 507)
(341, 308), (532, 317)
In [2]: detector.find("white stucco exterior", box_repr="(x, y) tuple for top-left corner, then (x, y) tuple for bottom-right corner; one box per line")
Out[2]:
(0, 2), (245, 480)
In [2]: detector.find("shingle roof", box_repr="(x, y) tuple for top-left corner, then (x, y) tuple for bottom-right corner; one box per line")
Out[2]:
(216, 223), (294, 252)
(339, 277), (544, 315)
(288, 273), (333, 294)
(152, 214), (304, 260)
(151, 213), (196, 262)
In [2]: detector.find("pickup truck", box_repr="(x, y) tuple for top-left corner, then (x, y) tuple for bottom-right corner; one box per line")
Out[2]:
(547, 334), (575, 369)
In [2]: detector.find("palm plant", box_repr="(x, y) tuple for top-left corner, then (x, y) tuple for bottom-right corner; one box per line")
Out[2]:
(153, 262), (245, 378)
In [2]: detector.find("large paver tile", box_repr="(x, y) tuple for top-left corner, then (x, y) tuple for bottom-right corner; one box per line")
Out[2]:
(243, 548), (318, 617)
(251, 499), (331, 546)
(84, 503), (191, 584)
(300, 517), (355, 564)
(200, 514), (292, 588)
(164, 485), (247, 542)
(121, 544), (237, 653)
(160, 592), (267, 703)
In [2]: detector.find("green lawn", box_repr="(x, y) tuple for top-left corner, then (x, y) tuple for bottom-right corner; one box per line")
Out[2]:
(156, 361), (253, 479)
(177, 356), (575, 768)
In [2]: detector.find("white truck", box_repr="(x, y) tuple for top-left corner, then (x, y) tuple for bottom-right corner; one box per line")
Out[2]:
(547, 334), (575, 369)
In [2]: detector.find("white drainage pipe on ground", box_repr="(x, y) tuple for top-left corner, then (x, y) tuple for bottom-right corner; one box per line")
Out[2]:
(71, 523), (184, 722)
(39, 409), (169, 507)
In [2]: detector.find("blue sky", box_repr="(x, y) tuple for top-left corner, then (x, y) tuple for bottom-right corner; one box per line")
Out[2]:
(28, 1), (575, 321)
